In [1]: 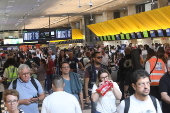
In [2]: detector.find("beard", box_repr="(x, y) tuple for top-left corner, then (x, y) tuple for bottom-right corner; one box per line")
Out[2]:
(95, 61), (101, 65)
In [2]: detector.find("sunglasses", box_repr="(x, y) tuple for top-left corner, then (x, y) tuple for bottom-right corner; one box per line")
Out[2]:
(96, 56), (103, 59)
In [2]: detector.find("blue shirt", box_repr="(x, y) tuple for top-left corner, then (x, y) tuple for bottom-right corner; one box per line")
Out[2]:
(63, 79), (79, 100)
(8, 78), (44, 113)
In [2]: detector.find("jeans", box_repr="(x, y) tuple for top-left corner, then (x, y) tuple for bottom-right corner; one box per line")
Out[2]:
(91, 99), (96, 113)
(95, 111), (100, 113)
(45, 74), (53, 92)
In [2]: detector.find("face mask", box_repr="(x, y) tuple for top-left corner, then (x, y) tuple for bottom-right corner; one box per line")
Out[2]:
(167, 60), (170, 71)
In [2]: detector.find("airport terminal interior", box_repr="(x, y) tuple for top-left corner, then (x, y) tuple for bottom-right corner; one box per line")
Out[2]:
(0, 0), (170, 113)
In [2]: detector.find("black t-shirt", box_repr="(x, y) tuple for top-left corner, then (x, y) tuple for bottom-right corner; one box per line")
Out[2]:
(159, 72), (170, 113)
(66, 57), (79, 73)
(124, 69), (135, 95)
(32, 57), (40, 66)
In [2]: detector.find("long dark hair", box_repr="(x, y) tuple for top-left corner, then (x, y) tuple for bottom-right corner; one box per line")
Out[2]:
(58, 50), (67, 66)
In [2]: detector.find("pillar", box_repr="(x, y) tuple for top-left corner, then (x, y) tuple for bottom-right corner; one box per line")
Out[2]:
(70, 22), (76, 29)
(158, 0), (168, 8)
(102, 11), (114, 21)
(127, 4), (136, 15)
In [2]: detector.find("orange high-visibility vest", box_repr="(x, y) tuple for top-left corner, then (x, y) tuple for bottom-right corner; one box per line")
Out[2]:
(148, 58), (166, 86)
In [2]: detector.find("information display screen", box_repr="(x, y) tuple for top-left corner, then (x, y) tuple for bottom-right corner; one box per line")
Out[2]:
(23, 29), (39, 42)
(157, 29), (165, 37)
(130, 32), (136, 39)
(166, 29), (170, 36)
(115, 34), (120, 40)
(4, 39), (23, 44)
(56, 28), (72, 40)
(150, 30), (158, 37)
(137, 32), (143, 38)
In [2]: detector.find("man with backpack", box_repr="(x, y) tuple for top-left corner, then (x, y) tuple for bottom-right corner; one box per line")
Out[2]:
(117, 69), (162, 113)
(8, 64), (45, 113)
(84, 52), (107, 113)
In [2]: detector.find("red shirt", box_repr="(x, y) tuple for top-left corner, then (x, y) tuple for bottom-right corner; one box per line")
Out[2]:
(46, 60), (54, 75)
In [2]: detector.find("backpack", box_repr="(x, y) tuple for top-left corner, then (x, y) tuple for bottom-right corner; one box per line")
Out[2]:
(12, 77), (38, 95)
(124, 95), (157, 113)
(80, 57), (85, 67)
(123, 59), (132, 69)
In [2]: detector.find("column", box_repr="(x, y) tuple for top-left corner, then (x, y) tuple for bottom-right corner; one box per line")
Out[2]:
(70, 22), (76, 29)
(102, 11), (113, 21)
(128, 4), (137, 44)
(127, 4), (136, 15)
(158, 0), (168, 8)
(83, 15), (96, 46)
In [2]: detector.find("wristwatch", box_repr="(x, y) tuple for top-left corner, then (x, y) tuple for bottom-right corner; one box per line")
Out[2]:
(85, 96), (90, 98)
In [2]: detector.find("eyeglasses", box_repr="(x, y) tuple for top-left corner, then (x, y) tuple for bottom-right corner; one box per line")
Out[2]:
(137, 82), (150, 87)
(22, 72), (30, 76)
(6, 100), (18, 104)
(62, 66), (70, 69)
(96, 56), (103, 59)
(100, 76), (108, 80)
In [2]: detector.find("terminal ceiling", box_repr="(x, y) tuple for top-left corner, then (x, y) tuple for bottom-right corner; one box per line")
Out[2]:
(0, 0), (152, 31)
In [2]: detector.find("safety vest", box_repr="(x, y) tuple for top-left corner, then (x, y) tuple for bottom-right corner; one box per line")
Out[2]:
(148, 58), (166, 86)
(7, 66), (18, 82)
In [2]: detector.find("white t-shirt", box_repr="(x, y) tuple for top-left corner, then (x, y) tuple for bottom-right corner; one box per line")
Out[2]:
(101, 54), (109, 66)
(117, 95), (162, 113)
(92, 82), (121, 113)
(41, 91), (82, 113)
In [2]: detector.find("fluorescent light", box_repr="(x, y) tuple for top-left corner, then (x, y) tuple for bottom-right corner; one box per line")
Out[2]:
(8, 1), (15, 3)
(6, 6), (13, 8)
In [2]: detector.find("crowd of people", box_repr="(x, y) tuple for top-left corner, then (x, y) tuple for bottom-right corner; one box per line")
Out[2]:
(0, 42), (169, 113)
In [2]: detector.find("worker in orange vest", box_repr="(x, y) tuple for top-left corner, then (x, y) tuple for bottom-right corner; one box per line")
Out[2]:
(145, 49), (167, 101)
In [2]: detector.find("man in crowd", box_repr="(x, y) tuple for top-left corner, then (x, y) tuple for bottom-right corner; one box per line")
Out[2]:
(145, 49), (166, 101)
(32, 52), (40, 66)
(8, 64), (45, 113)
(3, 58), (18, 88)
(60, 61), (84, 109)
(66, 50), (84, 73)
(84, 52), (107, 113)
(117, 69), (162, 113)
(41, 75), (82, 113)
(159, 59), (170, 113)
(46, 55), (55, 94)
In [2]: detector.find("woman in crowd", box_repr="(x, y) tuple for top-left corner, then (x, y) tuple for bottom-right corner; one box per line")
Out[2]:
(55, 50), (67, 75)
(3, 89), (24, 113)
(157, 47), (168, 64)
(32, 59), (47, 90)
(91, 69), (122, 113)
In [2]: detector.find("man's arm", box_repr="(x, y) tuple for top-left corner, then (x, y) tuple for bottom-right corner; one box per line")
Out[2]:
(79, 91), (84, 110)
(78, 62), (84, 71)
(84, 78), (90, 102)
(161, 92), (170, 104)
(30, 93), (45, 103)
(19, 99), (31, 105)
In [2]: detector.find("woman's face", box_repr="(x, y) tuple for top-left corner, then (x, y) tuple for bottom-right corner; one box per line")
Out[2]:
(60, 51), (65, 57)
(5, 95), (19, 112)
(100, 72), (109, 82)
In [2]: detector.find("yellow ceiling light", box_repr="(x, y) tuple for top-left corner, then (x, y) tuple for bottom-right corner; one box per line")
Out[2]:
(87, 5), (170, 36)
